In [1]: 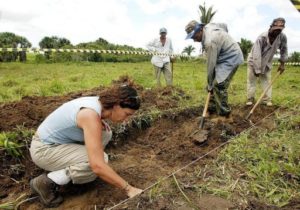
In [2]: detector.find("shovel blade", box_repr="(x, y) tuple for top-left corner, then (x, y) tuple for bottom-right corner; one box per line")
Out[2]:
(199, 117), (206, 129)
(191, 130), (209, 145)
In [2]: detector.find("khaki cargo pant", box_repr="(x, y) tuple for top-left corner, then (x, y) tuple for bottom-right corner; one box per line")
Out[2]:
(153, 62), (172, 86)
(29, 129), (112, 184)
(247, 66), (272, 102)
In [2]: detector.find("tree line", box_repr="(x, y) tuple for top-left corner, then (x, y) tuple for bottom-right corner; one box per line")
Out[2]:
(0, 33), (151, 63)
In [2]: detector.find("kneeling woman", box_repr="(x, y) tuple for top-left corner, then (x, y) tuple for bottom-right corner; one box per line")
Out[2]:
(29, 83), (142, 207)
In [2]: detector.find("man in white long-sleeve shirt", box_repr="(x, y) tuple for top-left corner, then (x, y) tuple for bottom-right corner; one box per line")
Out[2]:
(147, 27), (173, 86)
(246, 17), (288, 106)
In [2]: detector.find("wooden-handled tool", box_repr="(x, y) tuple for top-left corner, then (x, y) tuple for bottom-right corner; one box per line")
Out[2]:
(246, 71), (281, 120)
(199, 91), (211, 128)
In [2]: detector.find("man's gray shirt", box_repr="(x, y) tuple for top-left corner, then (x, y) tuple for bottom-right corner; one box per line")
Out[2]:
(202, 23), (244, 89)
(247, 32), (288, 74)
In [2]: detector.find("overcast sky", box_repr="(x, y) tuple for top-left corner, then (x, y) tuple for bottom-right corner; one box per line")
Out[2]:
(1, 0), (299, 55)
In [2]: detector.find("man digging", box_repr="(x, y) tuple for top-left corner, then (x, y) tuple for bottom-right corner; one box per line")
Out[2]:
(185, 20), (244, 118)
(246, 17), (288, 106)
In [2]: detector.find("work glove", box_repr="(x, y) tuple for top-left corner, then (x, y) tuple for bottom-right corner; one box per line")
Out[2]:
(277, 63), (285, 74)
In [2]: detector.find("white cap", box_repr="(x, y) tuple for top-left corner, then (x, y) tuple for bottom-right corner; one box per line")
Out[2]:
(159, 27), (167, 34)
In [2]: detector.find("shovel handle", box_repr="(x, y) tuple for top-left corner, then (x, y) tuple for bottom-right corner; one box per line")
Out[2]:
(202, 92), (211, 117)
(247, 71), (281, 119)
(245, 112), (252, 120)
(199, 92), (211, 129)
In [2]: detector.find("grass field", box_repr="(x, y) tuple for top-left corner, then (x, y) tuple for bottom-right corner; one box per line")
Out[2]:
(0, 61), (299, 107)
(0, 60), (299, 208)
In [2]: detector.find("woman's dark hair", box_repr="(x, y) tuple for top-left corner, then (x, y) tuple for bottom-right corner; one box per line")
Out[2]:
(99, 84), (140, 110)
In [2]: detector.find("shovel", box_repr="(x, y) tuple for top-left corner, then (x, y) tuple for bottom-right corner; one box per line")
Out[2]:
(245, 71), (281, 120)
(190, 91), (211, 144)
(171, 58), (175, 81)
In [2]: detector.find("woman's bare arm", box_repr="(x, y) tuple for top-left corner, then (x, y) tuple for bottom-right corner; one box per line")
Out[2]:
(77, 108), (142, 197)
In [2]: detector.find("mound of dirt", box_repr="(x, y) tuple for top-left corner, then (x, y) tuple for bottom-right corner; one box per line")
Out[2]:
(0, 85), (189, 132)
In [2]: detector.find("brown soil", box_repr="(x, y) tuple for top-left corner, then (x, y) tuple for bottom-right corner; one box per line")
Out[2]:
(0, 84), (185, 132)
(0, 84), (296, 210)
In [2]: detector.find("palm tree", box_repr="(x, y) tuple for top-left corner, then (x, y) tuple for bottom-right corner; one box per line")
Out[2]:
(238, 38), (253, 60)
(182, 45), (196, 56)
(198, 2), (216, 24)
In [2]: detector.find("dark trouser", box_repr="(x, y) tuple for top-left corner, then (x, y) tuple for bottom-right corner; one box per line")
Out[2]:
(208, 67), (238, 116)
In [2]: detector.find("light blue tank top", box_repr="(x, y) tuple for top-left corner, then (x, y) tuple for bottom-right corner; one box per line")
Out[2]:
(37, 97), (102, 144)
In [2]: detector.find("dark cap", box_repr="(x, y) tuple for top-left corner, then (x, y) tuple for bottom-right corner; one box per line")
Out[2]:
(270, 17), (285, 30)
(185, 20), (204, 39)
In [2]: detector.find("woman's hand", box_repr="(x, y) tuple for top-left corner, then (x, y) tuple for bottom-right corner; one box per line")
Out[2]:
(125, 185), (143, 198)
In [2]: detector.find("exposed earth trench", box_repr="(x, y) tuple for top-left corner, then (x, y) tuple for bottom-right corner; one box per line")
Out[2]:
(0, 84), (297, 210)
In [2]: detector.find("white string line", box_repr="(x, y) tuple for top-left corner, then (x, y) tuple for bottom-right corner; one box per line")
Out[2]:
(15, 196), (39, 209)
(105, 97), (299, 210)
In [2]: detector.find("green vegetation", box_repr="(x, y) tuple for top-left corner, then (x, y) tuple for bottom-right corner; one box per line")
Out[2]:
(0, 126), (34, 157)
(0, 33), (150, 63)
(1, 61), (299, 108)
(193, 105), (300, 207)
(0, 61), (207, 103)
(0, 193), (29, 210)
(0, 32), (31, 62)
(0, 132), (23, 157)
(182, 45), (196, 56)
(0, 60), (299, 207)
(238, 38), (253, 60)
(198, 3), (216, 24)
(289, 51), (300, 62)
